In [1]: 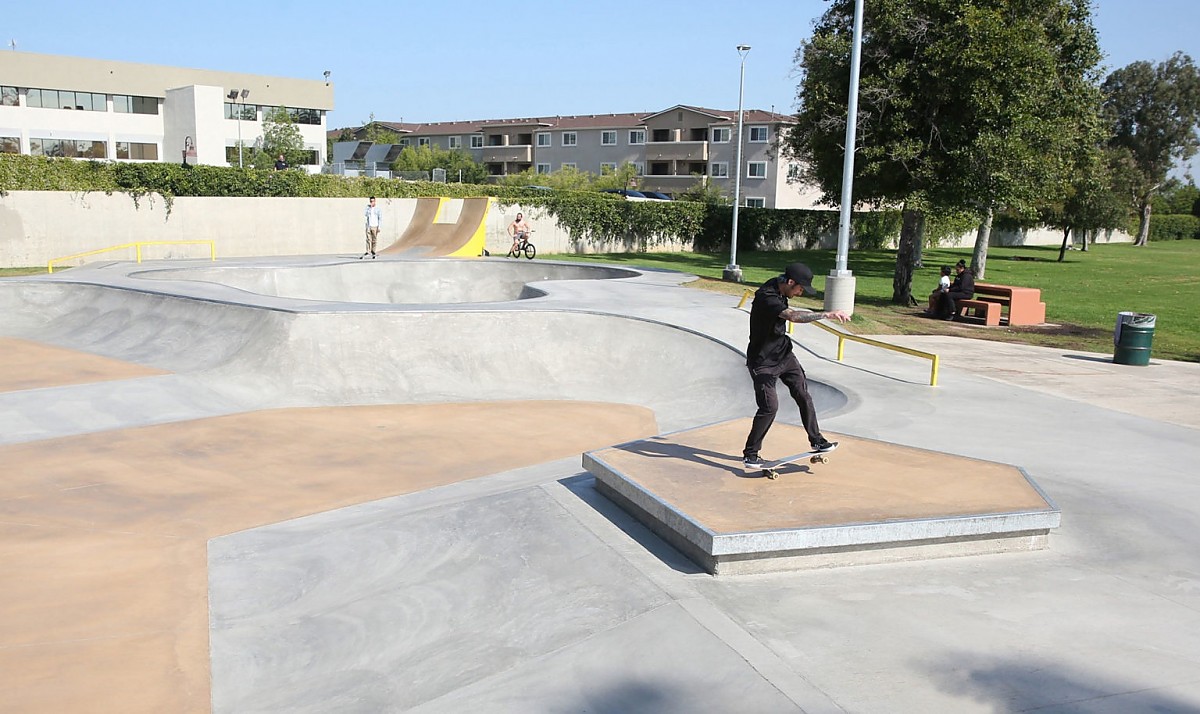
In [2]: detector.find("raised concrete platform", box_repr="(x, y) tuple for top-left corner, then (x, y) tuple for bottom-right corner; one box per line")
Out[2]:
(585, 418), (1060, 574)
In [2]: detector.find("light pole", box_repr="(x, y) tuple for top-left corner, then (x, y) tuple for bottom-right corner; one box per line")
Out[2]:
(724, 44), (751, 283)
(228, 88), (250, 167)
(825, 0), (864, 315)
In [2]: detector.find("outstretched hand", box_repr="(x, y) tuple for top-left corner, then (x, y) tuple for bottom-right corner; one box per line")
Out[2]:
(823, 310), (851, 324)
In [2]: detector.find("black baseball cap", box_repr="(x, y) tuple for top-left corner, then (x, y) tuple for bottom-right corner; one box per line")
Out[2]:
(784, 263), (817, 295)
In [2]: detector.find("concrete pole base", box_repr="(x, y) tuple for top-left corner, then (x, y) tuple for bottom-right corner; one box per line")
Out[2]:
(722, 266), (744, 283)
(824, 273), (857, 316)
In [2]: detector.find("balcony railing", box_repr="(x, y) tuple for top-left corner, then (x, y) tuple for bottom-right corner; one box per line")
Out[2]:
(481, 145), (533, 163)
(644, 141), (709, 162)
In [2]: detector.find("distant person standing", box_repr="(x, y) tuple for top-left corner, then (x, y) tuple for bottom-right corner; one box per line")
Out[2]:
(742, 263), (850, 469)
(362, 196), (381, 259)
(274, 153), (288, 171)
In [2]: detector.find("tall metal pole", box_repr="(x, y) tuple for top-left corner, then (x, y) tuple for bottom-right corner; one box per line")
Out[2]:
(723, 45), (751, 283)
(237, 105), (243, 168)
(825, 0), (864, 314)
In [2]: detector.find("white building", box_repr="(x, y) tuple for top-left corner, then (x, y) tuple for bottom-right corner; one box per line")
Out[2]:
(0, 51), (333, 169)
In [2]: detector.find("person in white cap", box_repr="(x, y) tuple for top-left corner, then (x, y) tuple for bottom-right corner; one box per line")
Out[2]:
(742, 262), (850, 469)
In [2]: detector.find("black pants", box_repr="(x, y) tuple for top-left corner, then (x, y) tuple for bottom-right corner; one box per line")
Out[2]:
(940, 290), (971, 318)
(743, 353), (822, 459)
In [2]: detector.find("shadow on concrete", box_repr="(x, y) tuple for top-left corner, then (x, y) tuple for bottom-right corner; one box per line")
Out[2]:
(1062, 353), (1117, 365)
(558, 473), (705, 576)
(616, 439), (743, 474)
(928, 652), (1199, 712)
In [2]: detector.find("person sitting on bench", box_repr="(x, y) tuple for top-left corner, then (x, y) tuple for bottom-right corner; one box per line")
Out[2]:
(937, 259), (975, 321)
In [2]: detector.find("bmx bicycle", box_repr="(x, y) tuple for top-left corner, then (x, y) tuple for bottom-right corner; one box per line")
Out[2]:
(507, 231), (536, 259)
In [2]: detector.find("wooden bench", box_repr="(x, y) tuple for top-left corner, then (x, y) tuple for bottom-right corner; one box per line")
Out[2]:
(956, 298), (1001, 326)
(973, 283), (1046, 326)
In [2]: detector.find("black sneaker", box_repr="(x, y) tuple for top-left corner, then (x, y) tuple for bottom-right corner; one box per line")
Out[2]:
(743, 455), (765, 469)
(811, 439), (837, 453)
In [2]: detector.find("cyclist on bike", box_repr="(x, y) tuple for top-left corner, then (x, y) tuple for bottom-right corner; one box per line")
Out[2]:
(508, 212), (532, 256)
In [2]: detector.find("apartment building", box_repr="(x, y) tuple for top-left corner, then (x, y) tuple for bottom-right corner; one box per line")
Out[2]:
(0, 51), (334, 169)
(331, 105), (824, 209)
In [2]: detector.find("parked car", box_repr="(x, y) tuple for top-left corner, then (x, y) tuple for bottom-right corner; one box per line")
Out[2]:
(604, 189), (652, 201)
(639, 191), (673, 201)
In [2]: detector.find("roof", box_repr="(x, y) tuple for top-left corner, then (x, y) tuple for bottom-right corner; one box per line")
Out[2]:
(328, 106), (794, 139)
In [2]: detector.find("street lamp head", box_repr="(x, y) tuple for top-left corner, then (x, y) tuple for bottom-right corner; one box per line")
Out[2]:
(239, 89), (250, 100)
(736, 44), (751, 52)
(227, 89), (238, 101)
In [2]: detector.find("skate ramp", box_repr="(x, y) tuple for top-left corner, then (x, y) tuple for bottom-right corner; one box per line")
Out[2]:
(132, 260), (638, 304)
(380, 197), (489, 257)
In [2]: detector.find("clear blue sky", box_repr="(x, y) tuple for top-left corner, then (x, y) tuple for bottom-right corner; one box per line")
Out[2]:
(6, 0), (1198, 129)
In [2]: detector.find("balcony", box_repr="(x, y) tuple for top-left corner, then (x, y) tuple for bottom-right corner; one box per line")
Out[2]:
(481, 145), (532, 163)
(639, 175), (707, 194)
(644, 141), (708, 162)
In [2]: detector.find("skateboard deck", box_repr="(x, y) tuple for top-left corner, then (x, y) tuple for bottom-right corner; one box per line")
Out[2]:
(758, 442), (838, 480)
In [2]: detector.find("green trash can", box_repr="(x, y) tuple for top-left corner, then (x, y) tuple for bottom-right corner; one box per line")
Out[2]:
(1113, 312), (1156, 366)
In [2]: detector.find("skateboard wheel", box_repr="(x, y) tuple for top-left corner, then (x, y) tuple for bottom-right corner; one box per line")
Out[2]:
(764, 469), (777, 480)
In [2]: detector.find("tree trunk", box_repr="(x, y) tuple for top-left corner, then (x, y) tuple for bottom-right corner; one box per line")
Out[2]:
(971, 206), (993, 279)
(1081, 228), (1091, 252)
(892, 207), (922, 305)
(912, 214), (925, 268)
(1057, 227), (1072, 262)
(1135, 197), (1152, 246)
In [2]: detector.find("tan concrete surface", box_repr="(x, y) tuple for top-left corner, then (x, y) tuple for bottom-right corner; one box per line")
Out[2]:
(594, 419), (1051, 534)
(0, 337), (168, 393)
(0, 401), (657, 713)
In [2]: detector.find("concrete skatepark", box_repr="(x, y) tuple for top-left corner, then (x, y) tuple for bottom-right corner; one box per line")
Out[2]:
(2, 254), (1199, 712)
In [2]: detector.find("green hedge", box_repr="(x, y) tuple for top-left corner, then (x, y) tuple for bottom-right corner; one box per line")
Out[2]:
(1127, 213), (1200, 241)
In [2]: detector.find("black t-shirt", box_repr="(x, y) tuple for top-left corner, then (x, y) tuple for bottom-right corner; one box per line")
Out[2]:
(746, 277), (793, 367)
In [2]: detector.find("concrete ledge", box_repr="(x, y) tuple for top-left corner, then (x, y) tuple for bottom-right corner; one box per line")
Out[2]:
(585, 419), (1060, 575)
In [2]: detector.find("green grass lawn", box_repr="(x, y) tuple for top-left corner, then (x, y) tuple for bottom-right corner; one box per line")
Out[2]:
(545, 241), (1200, 363)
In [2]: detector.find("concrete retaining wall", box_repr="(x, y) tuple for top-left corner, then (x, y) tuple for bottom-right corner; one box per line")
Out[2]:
(0, 190), (1129, 268)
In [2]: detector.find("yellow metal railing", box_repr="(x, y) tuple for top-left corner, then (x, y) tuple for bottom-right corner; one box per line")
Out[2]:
(738, 289), (940, 386)
(48, 240), (216, 273)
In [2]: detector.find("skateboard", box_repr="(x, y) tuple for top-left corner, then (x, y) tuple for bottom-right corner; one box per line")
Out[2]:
(758, 442), (838, 480)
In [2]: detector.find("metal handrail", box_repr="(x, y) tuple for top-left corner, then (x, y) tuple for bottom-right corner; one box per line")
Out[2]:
(48, 240), (216, 273)
(738, 289), (940, 386)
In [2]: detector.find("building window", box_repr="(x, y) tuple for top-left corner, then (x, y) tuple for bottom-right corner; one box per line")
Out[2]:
(1, 86), (17, 106)
(297, 149), (319, 165)
(629, 129), (645, 145)
(536, 163), (551, 174)
(632, 161), (645, 176)
(561, 162), (576, 170)
(536, 132), (551, 147)
(470, 134), (484, 148)
(600, 162), (617, 173)
(116, 141), (158, 161)
(418, 137), (430, 147)
(652, 128), (671, 142)
(114, 95), (159, 115)
(710, 162), (729, 178)
(399, 138), (411, 147)
(223, 102), (256, 120)
(745, 197), (766, 208)
(286, 107), (322, 125)
(27, 88), (107, 111)
(561, 132), (577, 147)
(601, 130), (617, 146)
(30, 137), (107, 159)
(711, 127), (730, 143)
(747, 161), (767, 178)
(0, 136), (19, 153)
(448, 136), (461, 149)
(749, 126), (769, 142)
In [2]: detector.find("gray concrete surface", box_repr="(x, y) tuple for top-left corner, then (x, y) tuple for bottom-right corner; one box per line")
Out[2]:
(3, 255), (1199, 712)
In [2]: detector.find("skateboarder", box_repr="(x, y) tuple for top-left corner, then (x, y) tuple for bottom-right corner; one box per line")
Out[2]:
(743, 263), (850, 469)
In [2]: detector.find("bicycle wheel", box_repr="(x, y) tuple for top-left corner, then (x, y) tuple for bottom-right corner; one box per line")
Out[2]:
(523, 243), (537, 259)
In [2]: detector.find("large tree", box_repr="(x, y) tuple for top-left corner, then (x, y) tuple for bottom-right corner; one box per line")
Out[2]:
(786, 0), (1103, 301)
(1102, 53), (1200, 245)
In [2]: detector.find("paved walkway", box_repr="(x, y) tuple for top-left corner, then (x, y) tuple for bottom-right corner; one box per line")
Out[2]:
(1, 258), (1198, 713)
